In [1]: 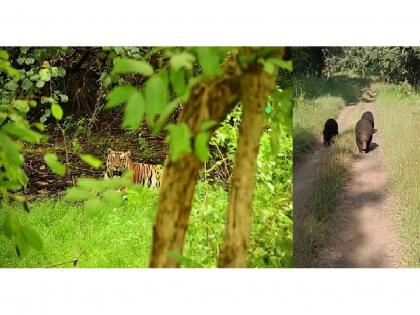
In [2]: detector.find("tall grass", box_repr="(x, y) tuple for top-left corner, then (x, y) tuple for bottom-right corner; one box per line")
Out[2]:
(375, 83), (420, 267)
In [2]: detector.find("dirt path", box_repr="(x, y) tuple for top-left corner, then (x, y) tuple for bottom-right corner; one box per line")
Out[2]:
(294, 100), (401, 267)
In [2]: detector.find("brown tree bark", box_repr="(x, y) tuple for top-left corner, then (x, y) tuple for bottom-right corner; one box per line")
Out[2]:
(149, 76), (240, 267)
(150, 48), (285, 268)
(218, 70), (276, 267)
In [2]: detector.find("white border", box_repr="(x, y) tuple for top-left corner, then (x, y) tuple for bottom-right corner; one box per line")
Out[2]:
(1, 0), (420, 45)
(1, 269), (419, 315)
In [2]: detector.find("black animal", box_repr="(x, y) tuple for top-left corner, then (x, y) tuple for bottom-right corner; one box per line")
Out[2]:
(323, 118), (339, 146)
(355, 118), (377, 153)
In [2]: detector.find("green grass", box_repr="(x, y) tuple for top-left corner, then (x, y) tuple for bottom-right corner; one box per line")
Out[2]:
(375, 83), (420, 267)
(293, 75), (370, 161)
(0, 179), (292, 268)
(0, 187), (158, 268)
(296, 131), (356, 267)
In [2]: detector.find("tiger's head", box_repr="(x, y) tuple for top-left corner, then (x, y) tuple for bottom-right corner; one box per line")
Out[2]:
(106, 148), (132, 177)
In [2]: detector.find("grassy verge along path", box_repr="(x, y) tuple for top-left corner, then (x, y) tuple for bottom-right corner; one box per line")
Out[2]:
(375, 83), (420, 267)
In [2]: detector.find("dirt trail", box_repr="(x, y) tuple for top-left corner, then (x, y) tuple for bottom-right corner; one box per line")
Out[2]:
(294, 99), (401, 267)
(293, 103), (358, 232)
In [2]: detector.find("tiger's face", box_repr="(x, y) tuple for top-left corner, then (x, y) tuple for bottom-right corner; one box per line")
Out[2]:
(106, 148), (131, 177)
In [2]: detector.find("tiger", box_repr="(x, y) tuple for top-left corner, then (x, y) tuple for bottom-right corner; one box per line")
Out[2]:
(104, 148), (162, 188)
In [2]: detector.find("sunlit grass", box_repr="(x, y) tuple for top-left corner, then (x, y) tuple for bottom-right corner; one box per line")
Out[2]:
(0, 180), (292, 268)
(375, 83), (420, 267)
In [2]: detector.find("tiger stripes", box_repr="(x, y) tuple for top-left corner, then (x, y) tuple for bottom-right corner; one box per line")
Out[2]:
(105, 148), (162, 188)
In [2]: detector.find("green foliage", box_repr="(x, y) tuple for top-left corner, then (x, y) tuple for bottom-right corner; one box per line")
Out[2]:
(80, 154), (103, 169)
(297, 47), (420, 86)
(64, 174), (132, 218)
(106, 86), (139, 109)
(166, 123), (192, 161)
(196, 47), (223, 78)
(144, 73), (169, 122)
(44, 153), (66, 176)
(194, 132), (210, 162)
(122, 92), (146, 129)
(3, 211), (43, 257)
(51, 103), (63, 120)
(112, 58), (154, 76)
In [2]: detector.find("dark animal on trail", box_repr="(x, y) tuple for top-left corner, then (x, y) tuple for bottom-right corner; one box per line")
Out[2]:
(355, 118), (377, 153)
(323, 118), (339, 146)
(361, 111), (376, 130)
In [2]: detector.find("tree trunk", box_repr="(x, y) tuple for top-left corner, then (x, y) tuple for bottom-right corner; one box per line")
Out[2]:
(149, 77), (240, 267)
(219, 70), (276, 267)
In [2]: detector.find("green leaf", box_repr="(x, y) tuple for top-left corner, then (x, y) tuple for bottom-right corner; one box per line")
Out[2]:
(14, 231), (29, 257)
(122, 91), (145, 130)
(51, 103), (63, 120)
(267, 58), (293, 72)
(262, 60), (276, 75)
(151, 97), (182, 135)
(51, 67), (59, 77)
(39, 69), (51, 81)
(102, 190), (122, 208)
(24, 57), (35, 65)
(4, 212), (21, 238)
(0, 132), (23, 172)
(59, 94), (68, 102)
(77, 178), (107, 193)
(29, 74), (40, 81)
(57, 67), (66, 77)
(80, 154), (103, 169)
(144, 73), (168, 122)
(44, 153), (66, 176)
(106, 85), (138, 109)
(112, 58), (154, 76)
(33, 122), (45, 132)
(170, 52), (196, 71)
(20, 225), (43, 250)
(196, 47), (222, 78)
(12, 100), (30, 113)
(22, 78), (33, 90)
(84, 197), (104, 217)
(36, 80), (45, 88)
(2, 122), (43, 143)
(5, 80), (18, 91)
(64, 187), (93, 202)
(194, 132), (210, 162)
(200, 120), (217, 131)
(41, 96), (55, 104)
(166, 123), (192, 162)
(0, 50), (9, 60)
(170, 68), (186, 97)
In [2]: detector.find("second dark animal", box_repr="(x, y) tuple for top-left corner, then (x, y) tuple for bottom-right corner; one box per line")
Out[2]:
(323, 118), (339, 146)
(355, 118), (377, 153)
(361, 111), (375, 129)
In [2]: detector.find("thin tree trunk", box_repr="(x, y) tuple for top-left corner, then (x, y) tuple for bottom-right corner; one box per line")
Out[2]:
(149, 77), (240, 267)
(219, 70), (276, 267)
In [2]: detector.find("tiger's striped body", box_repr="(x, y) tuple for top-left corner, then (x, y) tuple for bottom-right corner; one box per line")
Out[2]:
(105, 148), (162, 188)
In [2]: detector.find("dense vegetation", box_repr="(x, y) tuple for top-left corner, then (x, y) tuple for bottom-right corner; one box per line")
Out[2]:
(0, 47), (292, 267)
